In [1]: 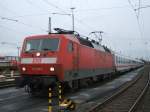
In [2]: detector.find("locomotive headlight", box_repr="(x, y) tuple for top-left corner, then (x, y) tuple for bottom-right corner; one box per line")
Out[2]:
(22, 67), (26, 71)
(50, 67), (55, 72)
(36, 52), (40, 57)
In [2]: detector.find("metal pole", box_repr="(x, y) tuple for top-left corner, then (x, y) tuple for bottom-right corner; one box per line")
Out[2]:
(48, 17), (52, 34)
(17, 47), (20, 57)
(71, 7), (75, 32)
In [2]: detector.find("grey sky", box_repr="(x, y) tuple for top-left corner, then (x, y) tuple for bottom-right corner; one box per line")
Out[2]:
(0, 0), (150, 59)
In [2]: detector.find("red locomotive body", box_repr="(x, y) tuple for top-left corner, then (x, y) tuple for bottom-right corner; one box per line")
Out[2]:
(18, 30), (115, 92)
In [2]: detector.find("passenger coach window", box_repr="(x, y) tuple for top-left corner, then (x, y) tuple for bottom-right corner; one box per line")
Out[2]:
(68, 41), (74, 52)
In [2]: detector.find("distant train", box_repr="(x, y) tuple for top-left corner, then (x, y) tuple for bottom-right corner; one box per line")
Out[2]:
(17, 28), (143, 94)
(0, 56), (19, 68)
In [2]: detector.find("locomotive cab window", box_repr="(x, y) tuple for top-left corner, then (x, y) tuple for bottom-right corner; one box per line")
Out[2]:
(41, 38), (59, 51)
(24, 38), (59, 52)
(68, 41), (74, 52)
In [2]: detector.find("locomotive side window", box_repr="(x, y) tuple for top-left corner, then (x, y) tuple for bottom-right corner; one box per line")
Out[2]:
(68, 41), (74, 52)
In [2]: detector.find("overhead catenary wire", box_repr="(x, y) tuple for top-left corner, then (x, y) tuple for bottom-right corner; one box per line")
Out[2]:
(0, 1), (48, 32)
(128, 0), (136, 11)
(135, 5), (150, 10)
(136, 0), (150, 59)
(0, 0), (74, 33)
(18, 21), (47, 32)
(127, 0), (143, 38)
(10, 13), (51, 18)
(0, 0), (50, 33)
(42, 0), (68, 14)
(0, 24), (28, 35)
(75, 17), (96, 31)
(0, 16), (47, 32)
(5, 5), (138, 18)
(75, 5), (131, 12)
(135, 0), (143, 39)
(138, 0), (141, 19)
(0, 2), (19, 16)
(0, 1), (140, 35)
(1, 0), (90, 36)
(25, 0), (48, 12)
(0, 16), (18, 22)
(127, 0), (149, 59)
(27, 0), (76, 32)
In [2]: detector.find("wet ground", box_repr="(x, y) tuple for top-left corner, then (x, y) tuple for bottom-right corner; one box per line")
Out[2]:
(69, 69), (142, 104)
(0, 67), (143, 112)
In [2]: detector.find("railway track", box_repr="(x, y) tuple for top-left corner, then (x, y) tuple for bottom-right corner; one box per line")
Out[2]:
(0, 79), (15, 88)
(88, 65), (150, 112)
(134, 75), (150, 112)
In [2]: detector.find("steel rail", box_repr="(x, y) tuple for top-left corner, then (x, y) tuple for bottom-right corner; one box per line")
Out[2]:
(128, 72), (150, 112)
(88, 69), (144, 112)
(0, 80), (15, 88)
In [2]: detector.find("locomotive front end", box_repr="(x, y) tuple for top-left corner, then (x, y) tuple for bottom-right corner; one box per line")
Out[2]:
(18, 35), (63, 93)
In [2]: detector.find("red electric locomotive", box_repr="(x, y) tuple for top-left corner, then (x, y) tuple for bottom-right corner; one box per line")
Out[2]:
(18, 28), (116, 93)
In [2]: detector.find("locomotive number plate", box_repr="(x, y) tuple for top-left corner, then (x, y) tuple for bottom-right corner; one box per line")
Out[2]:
(32, 58), (41, 63)
(32, 67), (43, 71)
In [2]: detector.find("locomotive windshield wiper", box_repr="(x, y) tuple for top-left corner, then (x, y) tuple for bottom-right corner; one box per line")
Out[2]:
(25, 49), (36, 53)
(25, 51), (29, 53)
(30, 48), (36, 51)
(43, 48), (52, 51)
(42, 48), (55, 53)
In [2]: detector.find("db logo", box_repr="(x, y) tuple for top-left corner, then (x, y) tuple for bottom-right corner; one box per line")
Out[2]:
(32, 58), (41, 63)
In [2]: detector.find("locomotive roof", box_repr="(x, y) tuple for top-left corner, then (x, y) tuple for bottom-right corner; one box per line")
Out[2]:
(25, 34), (80, 44)
(75, 36), (111, 53)
(25, 33), (111, 53)
(25, 34), (64, 39)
